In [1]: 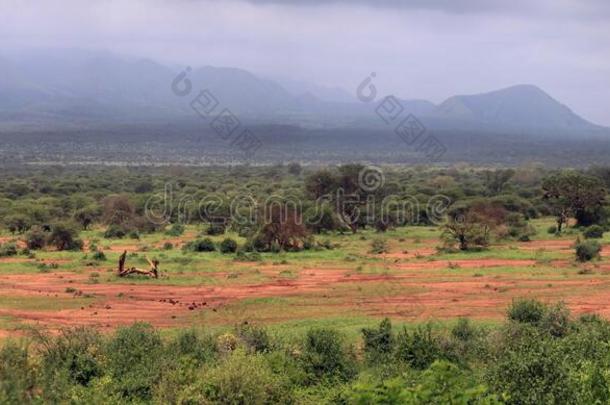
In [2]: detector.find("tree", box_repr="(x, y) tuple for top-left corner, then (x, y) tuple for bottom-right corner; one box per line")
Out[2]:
(442, 200), (507, 251)
(542, 171), (606, 230)
(74, 205), (100, 230)
(257, 204), (308, 251)
(484, 169), (515, 195)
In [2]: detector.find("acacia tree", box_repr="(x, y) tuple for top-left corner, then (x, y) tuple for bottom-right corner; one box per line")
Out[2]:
(542, 172), (606, 230)
(442, 200), (507, 251)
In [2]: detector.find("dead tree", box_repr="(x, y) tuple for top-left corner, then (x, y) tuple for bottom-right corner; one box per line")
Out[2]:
(117, 250), (159, 278)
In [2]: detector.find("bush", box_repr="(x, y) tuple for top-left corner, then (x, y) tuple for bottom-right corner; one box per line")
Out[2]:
(37, 327), (102, 398)
(103, 224), (128, 239)
(165, 223), (185, 237)
(235, 322), (271, 353)
(301, 328), (355, 383)
(575, 240), (602, 262)
(362, 318), (394, 363)
(583, 225), (604, 239)
(395, 324), (445, 370)
(26, 227), (47, 250)
(197, 349), (292, 404)
(48, 223), (83, 251)
(451, 318), (476, 342)
(183, 238), (216, 252)
(219, 238), (238, 254)
(547, 225), (558, 234)
(168, 329), (217, 365)
(205, 223), (226, 236)
(234, 251), (262, 262)
(369, 238), (389, 254)
(105, 323), (163, 401)
(0, 342), (37, 404)
(91, 250), (106, 261)
(0, 243), (18, 257)
(507, 298), (546, 324)
(163, 242), (174, 250)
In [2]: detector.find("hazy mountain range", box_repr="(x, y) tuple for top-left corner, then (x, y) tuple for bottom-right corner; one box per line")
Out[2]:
(0, 49), (606, 137)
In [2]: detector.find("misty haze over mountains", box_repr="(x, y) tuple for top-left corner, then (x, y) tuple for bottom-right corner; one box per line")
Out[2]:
(0, 49), (606, 136)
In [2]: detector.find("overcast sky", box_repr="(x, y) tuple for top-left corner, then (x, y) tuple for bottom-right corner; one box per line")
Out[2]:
(1, 0), (609, 125)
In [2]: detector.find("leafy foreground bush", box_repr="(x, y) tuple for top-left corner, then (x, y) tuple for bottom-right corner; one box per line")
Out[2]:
(583, 225), (605, 239)
(4, 301), (610, 404)
(575, 239), (602, 262)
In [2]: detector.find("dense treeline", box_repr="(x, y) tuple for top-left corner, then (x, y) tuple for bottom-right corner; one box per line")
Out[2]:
(2, 300), (610, 404)
(0, 164), (608, 255)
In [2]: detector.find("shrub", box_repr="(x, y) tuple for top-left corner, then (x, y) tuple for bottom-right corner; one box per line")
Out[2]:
(451, 318), (476, 342)
(0, 342), (37, 404)
(547, 225), (558, 234)
(583, 225), (604, 239)
(168, 329), (217, 365)
(163, 242), (174, 250)
(219, 238), (238, 254)
(301, 328), (355, 382)
(105, 323), (164, 401)
(235, 322), (271, 353)
(369, 238), (389, 254)
(362, 318), (394, 363)
(26, 227), (47, 250)
(575, 240), (602, 262)
(0, 243), (18, 257)
(234, 251), (262, 262)
(91, 250), (106, 261)
(541, 302), (571, 338)
(183, 238), (216, 252)
(395, 324), (445, 370)
(48, 222), (83, 251)
(165, 223), (185, 237)
(103, 224), (127, 239)
(507, 298), (546, 324)
(37, 327), (102, 394)
(197, 349), (292, 404)
(205, 223), (226, 236)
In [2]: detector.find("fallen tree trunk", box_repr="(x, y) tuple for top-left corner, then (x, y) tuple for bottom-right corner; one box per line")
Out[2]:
(117, 250), (159, 278)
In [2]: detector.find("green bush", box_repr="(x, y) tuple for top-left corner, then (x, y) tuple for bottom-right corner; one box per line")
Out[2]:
(301, 328), (355, 383)
(168, 329), (217, 365)
(507, 298), (546, 324)
(183, 238), (216, 252)
(583, 225), (604, 239)
(197, 349), (293, 404)
(103, 224), (128, 239)
(91, 250), (106, 261)
(0, 243), (18, 257)
(48, 222), (83, 251)
(205, 223), (226, 236)
(26, 227), (47, 250)
(219, 238), (238, 254)
(0, 342), (37, 404)
(395, 324), (445, 370)
(451, 318), (476, 342)
(362, 318), (394, 363)
(236, 322), (271, 353)
(575, 240), (602, 262)
(105, 323), (164, 401)
(165, 223), (185, 237)
(547, 225), (558, 234)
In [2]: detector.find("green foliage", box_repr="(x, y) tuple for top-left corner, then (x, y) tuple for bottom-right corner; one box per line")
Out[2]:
(48, 222), (83, 251)
(369, 238), (389, 254)
(507, 298), (546, 324)
(104, 323), (163, 401)
(395, 324), (447, 370)
(0, 242), (18, 257)
(26, 226), (47, 250)
(165, 223), (185, 237)
(583, 225), (605, 239)
(362, 318), (394, 364)
(183, 238), (216, 252)
(575, 239), (602, 262)
(301, 328), (355, 383)
(0, 342), (37, 404)
(236, 322), (272, 353)
(219, 237), (238, 254)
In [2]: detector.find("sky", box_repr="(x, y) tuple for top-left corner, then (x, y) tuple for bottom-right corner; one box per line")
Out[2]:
(1, 0), (609, 125)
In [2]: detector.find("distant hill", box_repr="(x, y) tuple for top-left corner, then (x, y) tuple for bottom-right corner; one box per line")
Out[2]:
(0, 49), (605, 136)
(435, 84), (594, 129)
